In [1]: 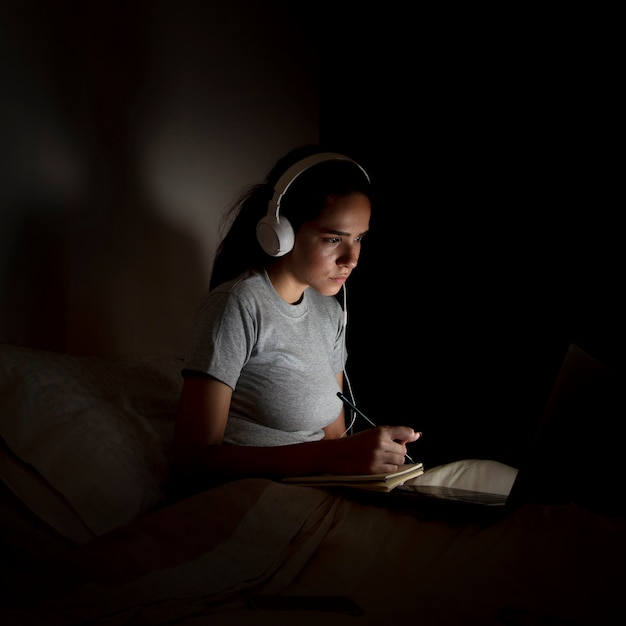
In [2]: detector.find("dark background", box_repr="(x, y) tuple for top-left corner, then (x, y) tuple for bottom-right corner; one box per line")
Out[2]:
(315, 10), (623, 468)
(1, 3), (622, 471)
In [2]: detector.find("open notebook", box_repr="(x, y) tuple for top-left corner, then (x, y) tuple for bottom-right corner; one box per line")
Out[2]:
(387, 343), (625, 518)
(282, 462), (424, 492)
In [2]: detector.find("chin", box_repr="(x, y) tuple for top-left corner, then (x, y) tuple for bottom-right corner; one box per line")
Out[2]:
(321, 284), (342, 297)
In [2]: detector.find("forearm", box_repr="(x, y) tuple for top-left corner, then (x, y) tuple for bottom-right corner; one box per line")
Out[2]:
(173, 437), (340, 484)
(173, 424), (420, 490)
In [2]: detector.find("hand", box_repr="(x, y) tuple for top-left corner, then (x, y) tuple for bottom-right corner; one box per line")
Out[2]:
(327, 426), (421, 475)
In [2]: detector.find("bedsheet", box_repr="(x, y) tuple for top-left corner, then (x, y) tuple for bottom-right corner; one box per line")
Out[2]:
(3, 478), (625, 626)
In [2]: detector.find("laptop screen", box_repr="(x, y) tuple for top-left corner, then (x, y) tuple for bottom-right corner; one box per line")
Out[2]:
(506, 343), (625, 516)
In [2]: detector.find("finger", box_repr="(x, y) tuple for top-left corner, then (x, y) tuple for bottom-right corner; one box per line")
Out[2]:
(388, 426), (419, 444)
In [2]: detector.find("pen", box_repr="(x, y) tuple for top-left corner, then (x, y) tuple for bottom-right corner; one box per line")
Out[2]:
(336, 392), (415, 463)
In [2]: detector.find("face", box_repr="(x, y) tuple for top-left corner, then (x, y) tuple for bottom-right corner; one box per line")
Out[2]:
(286, 192), (371, 298)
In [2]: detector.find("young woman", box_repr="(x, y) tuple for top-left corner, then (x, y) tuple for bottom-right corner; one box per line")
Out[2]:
(173, 145), (420, 486)
(173, 145), (517, 495)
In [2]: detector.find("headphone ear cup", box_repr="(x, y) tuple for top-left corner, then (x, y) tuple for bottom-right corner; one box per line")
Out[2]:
(256, 214), (295, 257)
(257, 151), (369, 258)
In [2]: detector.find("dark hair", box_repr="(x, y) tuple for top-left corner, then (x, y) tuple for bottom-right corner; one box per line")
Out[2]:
(209, 145), (373, 290)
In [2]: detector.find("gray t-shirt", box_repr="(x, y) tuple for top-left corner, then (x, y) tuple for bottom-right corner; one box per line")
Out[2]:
(183, 269), (347, 446)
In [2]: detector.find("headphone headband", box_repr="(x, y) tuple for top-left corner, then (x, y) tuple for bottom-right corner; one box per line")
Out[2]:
(256, 152), (370, 257)
(268, 152), (370, 219)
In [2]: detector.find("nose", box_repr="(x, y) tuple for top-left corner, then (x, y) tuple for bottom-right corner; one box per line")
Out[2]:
(338, 245), (359, 269)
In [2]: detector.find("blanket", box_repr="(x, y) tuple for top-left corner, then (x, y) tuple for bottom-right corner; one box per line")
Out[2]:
(3, 478), (625, 626)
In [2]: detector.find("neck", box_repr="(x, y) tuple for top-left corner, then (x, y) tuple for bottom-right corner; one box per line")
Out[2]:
(266, 264), (306, 304)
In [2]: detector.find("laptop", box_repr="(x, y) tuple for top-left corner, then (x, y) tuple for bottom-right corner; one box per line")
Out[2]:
(505, 342), (624, 517)
(362, 343), (625, 520)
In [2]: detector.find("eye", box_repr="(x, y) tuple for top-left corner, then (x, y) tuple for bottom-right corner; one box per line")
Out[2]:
(323, 237), (341, 244)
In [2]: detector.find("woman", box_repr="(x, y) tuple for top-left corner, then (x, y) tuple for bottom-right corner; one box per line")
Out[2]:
(173, 145), (516, 495)
(173, 144), (420, 483)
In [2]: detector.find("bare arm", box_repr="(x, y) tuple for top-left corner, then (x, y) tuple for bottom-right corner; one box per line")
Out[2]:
(172, 373), (420, 486)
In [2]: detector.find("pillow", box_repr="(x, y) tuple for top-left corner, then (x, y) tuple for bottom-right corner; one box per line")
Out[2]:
(0, 344), (183, 542)
(0, 438), (94, 545)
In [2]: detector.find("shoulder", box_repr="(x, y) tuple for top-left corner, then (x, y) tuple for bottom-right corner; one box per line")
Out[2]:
(208, 269), (268, 304)
(211, 269), (265, 294)
(200, 269), (274, 322)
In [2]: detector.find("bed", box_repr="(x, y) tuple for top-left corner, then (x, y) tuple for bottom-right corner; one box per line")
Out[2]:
(1, 343), (625, 626)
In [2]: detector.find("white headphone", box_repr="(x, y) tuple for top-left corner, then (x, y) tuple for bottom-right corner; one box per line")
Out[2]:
(255, 152), (370, 257)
